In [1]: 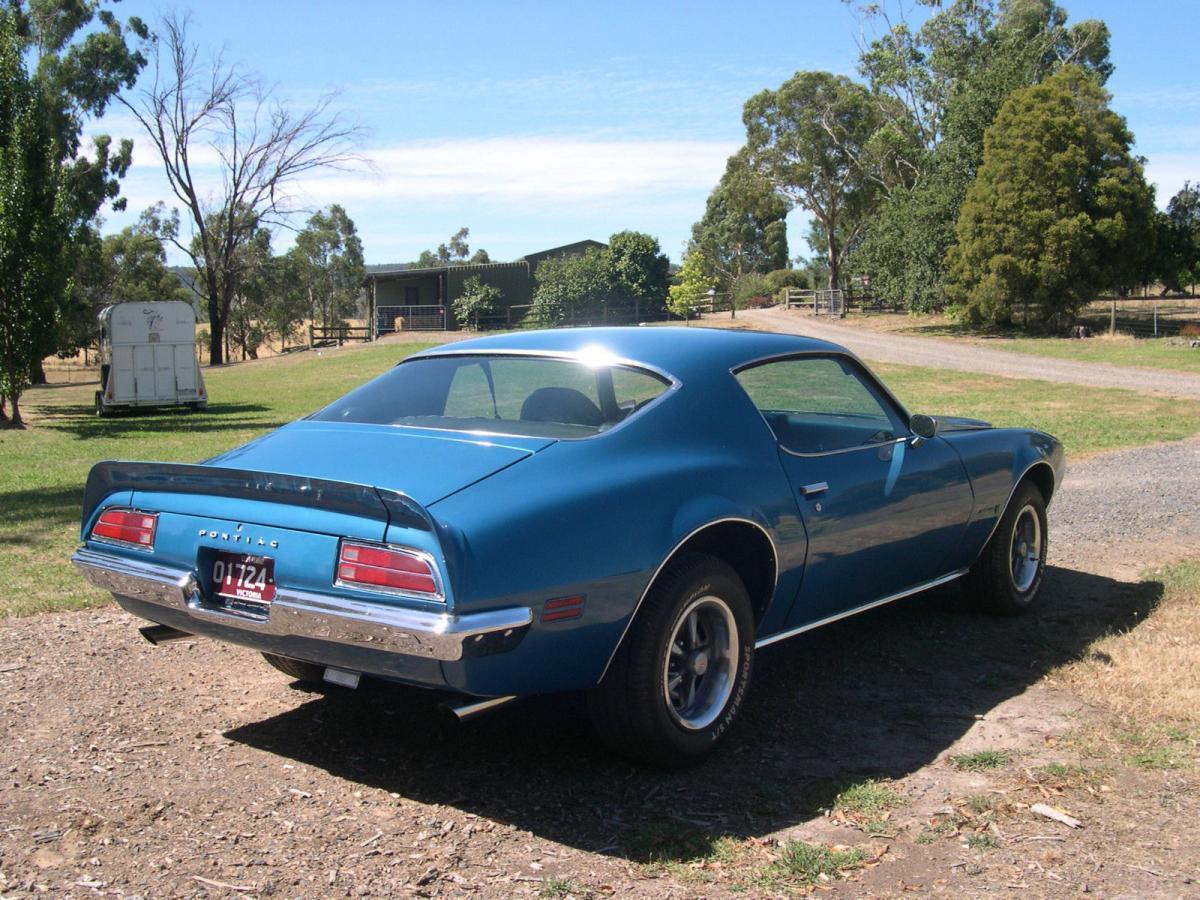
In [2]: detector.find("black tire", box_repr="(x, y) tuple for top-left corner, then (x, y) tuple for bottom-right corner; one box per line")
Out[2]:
(262, 652), (325, 683)
(589, 552), (755, 768)
(966, 480), (1048, 616)
(94, 391), (108, 418)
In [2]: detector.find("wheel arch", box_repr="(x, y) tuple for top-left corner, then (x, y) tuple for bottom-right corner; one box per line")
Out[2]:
(971, 459), (1057, 566)
(597, 516), (778, 684)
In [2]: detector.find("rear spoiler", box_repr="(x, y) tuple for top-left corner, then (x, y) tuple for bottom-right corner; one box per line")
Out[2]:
(81, 461), (434, 539)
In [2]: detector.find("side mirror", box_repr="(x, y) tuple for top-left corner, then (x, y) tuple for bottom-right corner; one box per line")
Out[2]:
(909, 413), (939, 441)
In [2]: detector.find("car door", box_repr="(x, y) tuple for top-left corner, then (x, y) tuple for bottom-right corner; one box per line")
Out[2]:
(735, 354), (973, 628)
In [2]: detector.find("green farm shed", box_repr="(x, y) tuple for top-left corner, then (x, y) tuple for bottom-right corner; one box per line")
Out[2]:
(364, 239), (605, 333)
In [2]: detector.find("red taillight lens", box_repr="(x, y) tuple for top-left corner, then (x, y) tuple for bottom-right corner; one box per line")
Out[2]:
(92, 509), (157, 549)
(336, 541), (440, 598)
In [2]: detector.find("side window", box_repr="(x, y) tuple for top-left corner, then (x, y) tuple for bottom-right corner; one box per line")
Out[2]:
(736, 356), (901, 454)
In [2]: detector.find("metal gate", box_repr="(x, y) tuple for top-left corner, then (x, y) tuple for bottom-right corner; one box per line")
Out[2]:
(375, 305), (447, 333)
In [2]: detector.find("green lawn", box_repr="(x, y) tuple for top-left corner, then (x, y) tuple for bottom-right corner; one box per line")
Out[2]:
(975, 336), (1200, 374)
(2, 341), (1198, 618)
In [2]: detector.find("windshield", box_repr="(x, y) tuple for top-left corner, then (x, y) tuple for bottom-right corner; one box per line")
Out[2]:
(311, 354), (673, 439)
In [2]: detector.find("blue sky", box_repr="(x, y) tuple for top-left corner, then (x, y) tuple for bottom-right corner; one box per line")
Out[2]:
(97, 0), (1200, 265)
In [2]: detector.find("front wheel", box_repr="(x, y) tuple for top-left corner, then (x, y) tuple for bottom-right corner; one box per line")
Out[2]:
(589, 552), (754, 768)
(966, 481), (1048, 615)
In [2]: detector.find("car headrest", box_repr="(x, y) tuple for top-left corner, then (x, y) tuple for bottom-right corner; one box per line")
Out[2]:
(519, 387), (604, 427)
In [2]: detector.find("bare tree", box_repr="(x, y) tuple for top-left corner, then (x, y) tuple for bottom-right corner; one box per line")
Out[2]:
(121, 14), (360, 365)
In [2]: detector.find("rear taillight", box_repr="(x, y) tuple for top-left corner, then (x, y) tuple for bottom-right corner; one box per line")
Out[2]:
(92, 509), (157, 550)
(336, 541), (442, 600)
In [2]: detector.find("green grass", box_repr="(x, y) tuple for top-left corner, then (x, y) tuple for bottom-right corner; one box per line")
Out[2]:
(875, 361), (1200, 455)
(965, 832), (999, 850)
(538, 876), (583, 899)
(3, 339), (1200, 618)
(949, 750), (1012, 772)
(0, 343), (433, 617)
(986, 335), (1200, 374)
(752, 841), (868, 889)
(834, 779), (902, 816)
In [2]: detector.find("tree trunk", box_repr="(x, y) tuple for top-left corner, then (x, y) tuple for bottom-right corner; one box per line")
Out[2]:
(209, 314), (224, 366)
(0, 394), (8, 422)
(8, 392), (22, 428)
(30, 359), (46, 385)
(826, 226), (840, 291)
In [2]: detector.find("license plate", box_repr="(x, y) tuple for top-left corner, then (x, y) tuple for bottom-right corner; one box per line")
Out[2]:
(211, 551), (276, 604)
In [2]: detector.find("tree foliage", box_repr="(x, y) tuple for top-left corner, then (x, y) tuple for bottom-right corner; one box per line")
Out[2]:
(1154, 183), (1200, 294)
(743, 71), (889, 289)
(531, 233), (668, 326)
(413, 227), (491, 267)
(531, 248), (616, 326)
(852, 0), (1114, 310)
(58, 204), (191, 358)
(690, 150), (788, 290)
(0, 2), (146, 423)
(122, 13), (359, 365)
(944, 66), (1153, 327)
(452, 276), (503, 329)
(289, 204), (365, 330)
(667, 250), (717, 318)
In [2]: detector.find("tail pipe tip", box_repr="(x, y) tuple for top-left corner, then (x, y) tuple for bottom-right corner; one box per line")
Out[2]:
(139, 624), (195, 645)
(441, 695), (518, 722)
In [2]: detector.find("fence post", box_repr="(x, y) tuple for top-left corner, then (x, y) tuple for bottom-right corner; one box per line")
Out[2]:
(1109, 299), (1116, 335)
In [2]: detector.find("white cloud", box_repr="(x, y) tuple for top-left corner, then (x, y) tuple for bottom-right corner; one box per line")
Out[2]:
(294, 136), (738, 206)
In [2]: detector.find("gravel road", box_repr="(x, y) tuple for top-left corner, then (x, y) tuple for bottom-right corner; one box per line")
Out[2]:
(738, 306), (1200, 399)
(1, 437), (1198, 897)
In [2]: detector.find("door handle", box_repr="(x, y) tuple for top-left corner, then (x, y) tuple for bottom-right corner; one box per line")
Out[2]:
(800, 482), (828, 497)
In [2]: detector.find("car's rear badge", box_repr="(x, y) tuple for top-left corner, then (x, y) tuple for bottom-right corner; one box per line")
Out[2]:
(198, 527), (279, 549)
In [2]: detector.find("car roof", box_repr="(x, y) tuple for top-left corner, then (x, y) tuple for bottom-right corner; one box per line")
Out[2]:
(408, 326), (844, 380)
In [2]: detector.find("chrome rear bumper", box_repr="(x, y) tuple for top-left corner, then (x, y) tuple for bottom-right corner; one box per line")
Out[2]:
(71, 547), (532, 662)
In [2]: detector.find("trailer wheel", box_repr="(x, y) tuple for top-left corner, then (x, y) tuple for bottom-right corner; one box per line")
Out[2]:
(94, 391), (110, 418)
(187, 401), (207, 412)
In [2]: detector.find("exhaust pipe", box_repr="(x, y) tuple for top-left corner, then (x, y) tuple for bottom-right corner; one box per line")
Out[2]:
(441, 695), (518, 722)
(139, 624), (194, 645)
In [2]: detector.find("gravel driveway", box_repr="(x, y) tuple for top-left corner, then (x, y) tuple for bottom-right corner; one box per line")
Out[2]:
(737, 306), (1200, 399)
(1, 438), (1197, 897)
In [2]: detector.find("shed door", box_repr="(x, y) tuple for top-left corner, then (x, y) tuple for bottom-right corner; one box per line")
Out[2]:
(112, 346), (135, 401)
(133, 345), (156, 400)
(174, 345), (196, 392)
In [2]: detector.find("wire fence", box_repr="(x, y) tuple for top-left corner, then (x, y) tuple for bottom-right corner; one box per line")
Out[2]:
(1079, 296), (1200, 339)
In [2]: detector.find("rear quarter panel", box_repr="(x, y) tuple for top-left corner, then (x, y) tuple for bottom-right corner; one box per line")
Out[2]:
(429, 373), (807, 696)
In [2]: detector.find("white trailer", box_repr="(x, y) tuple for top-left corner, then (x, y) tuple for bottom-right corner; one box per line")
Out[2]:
(96, 301), (207, 416)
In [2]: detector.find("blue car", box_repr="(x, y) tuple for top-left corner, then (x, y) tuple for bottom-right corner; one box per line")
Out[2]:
(73, 327), (1064, 766)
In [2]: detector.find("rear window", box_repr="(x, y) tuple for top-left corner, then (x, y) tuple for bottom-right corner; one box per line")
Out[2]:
(311, 354), (672, 438)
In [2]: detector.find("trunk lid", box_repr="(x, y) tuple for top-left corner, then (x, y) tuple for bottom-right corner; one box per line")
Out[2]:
(205, 421), (554, 507)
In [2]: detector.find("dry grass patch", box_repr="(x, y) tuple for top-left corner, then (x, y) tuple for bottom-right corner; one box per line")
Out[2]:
(1060, 561), (1200, 728)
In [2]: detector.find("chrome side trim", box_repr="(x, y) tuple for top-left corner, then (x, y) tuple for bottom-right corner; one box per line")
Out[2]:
(71, 547), (531, 662)
(596, 516), (779, 683)
(754, 568), (968, 649)
(970, 460), (1057, 564)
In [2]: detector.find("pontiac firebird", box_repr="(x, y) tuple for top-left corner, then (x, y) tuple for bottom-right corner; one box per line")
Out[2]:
(73, 327), (1064, 766)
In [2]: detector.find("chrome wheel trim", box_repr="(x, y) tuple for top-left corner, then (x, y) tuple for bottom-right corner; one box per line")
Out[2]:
(662, 595), (738, 731)
(1010, 504), (1042, 593)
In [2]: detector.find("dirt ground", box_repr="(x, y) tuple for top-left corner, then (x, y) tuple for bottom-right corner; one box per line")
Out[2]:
(2, 450), (1199, 897)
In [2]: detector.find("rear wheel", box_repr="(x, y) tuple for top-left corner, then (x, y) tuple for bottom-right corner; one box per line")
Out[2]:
(966, 481), (1048, 615)
(262, 652), (325, 683)
(94, 391), (109, 417)
(589, 552), (754, 768)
